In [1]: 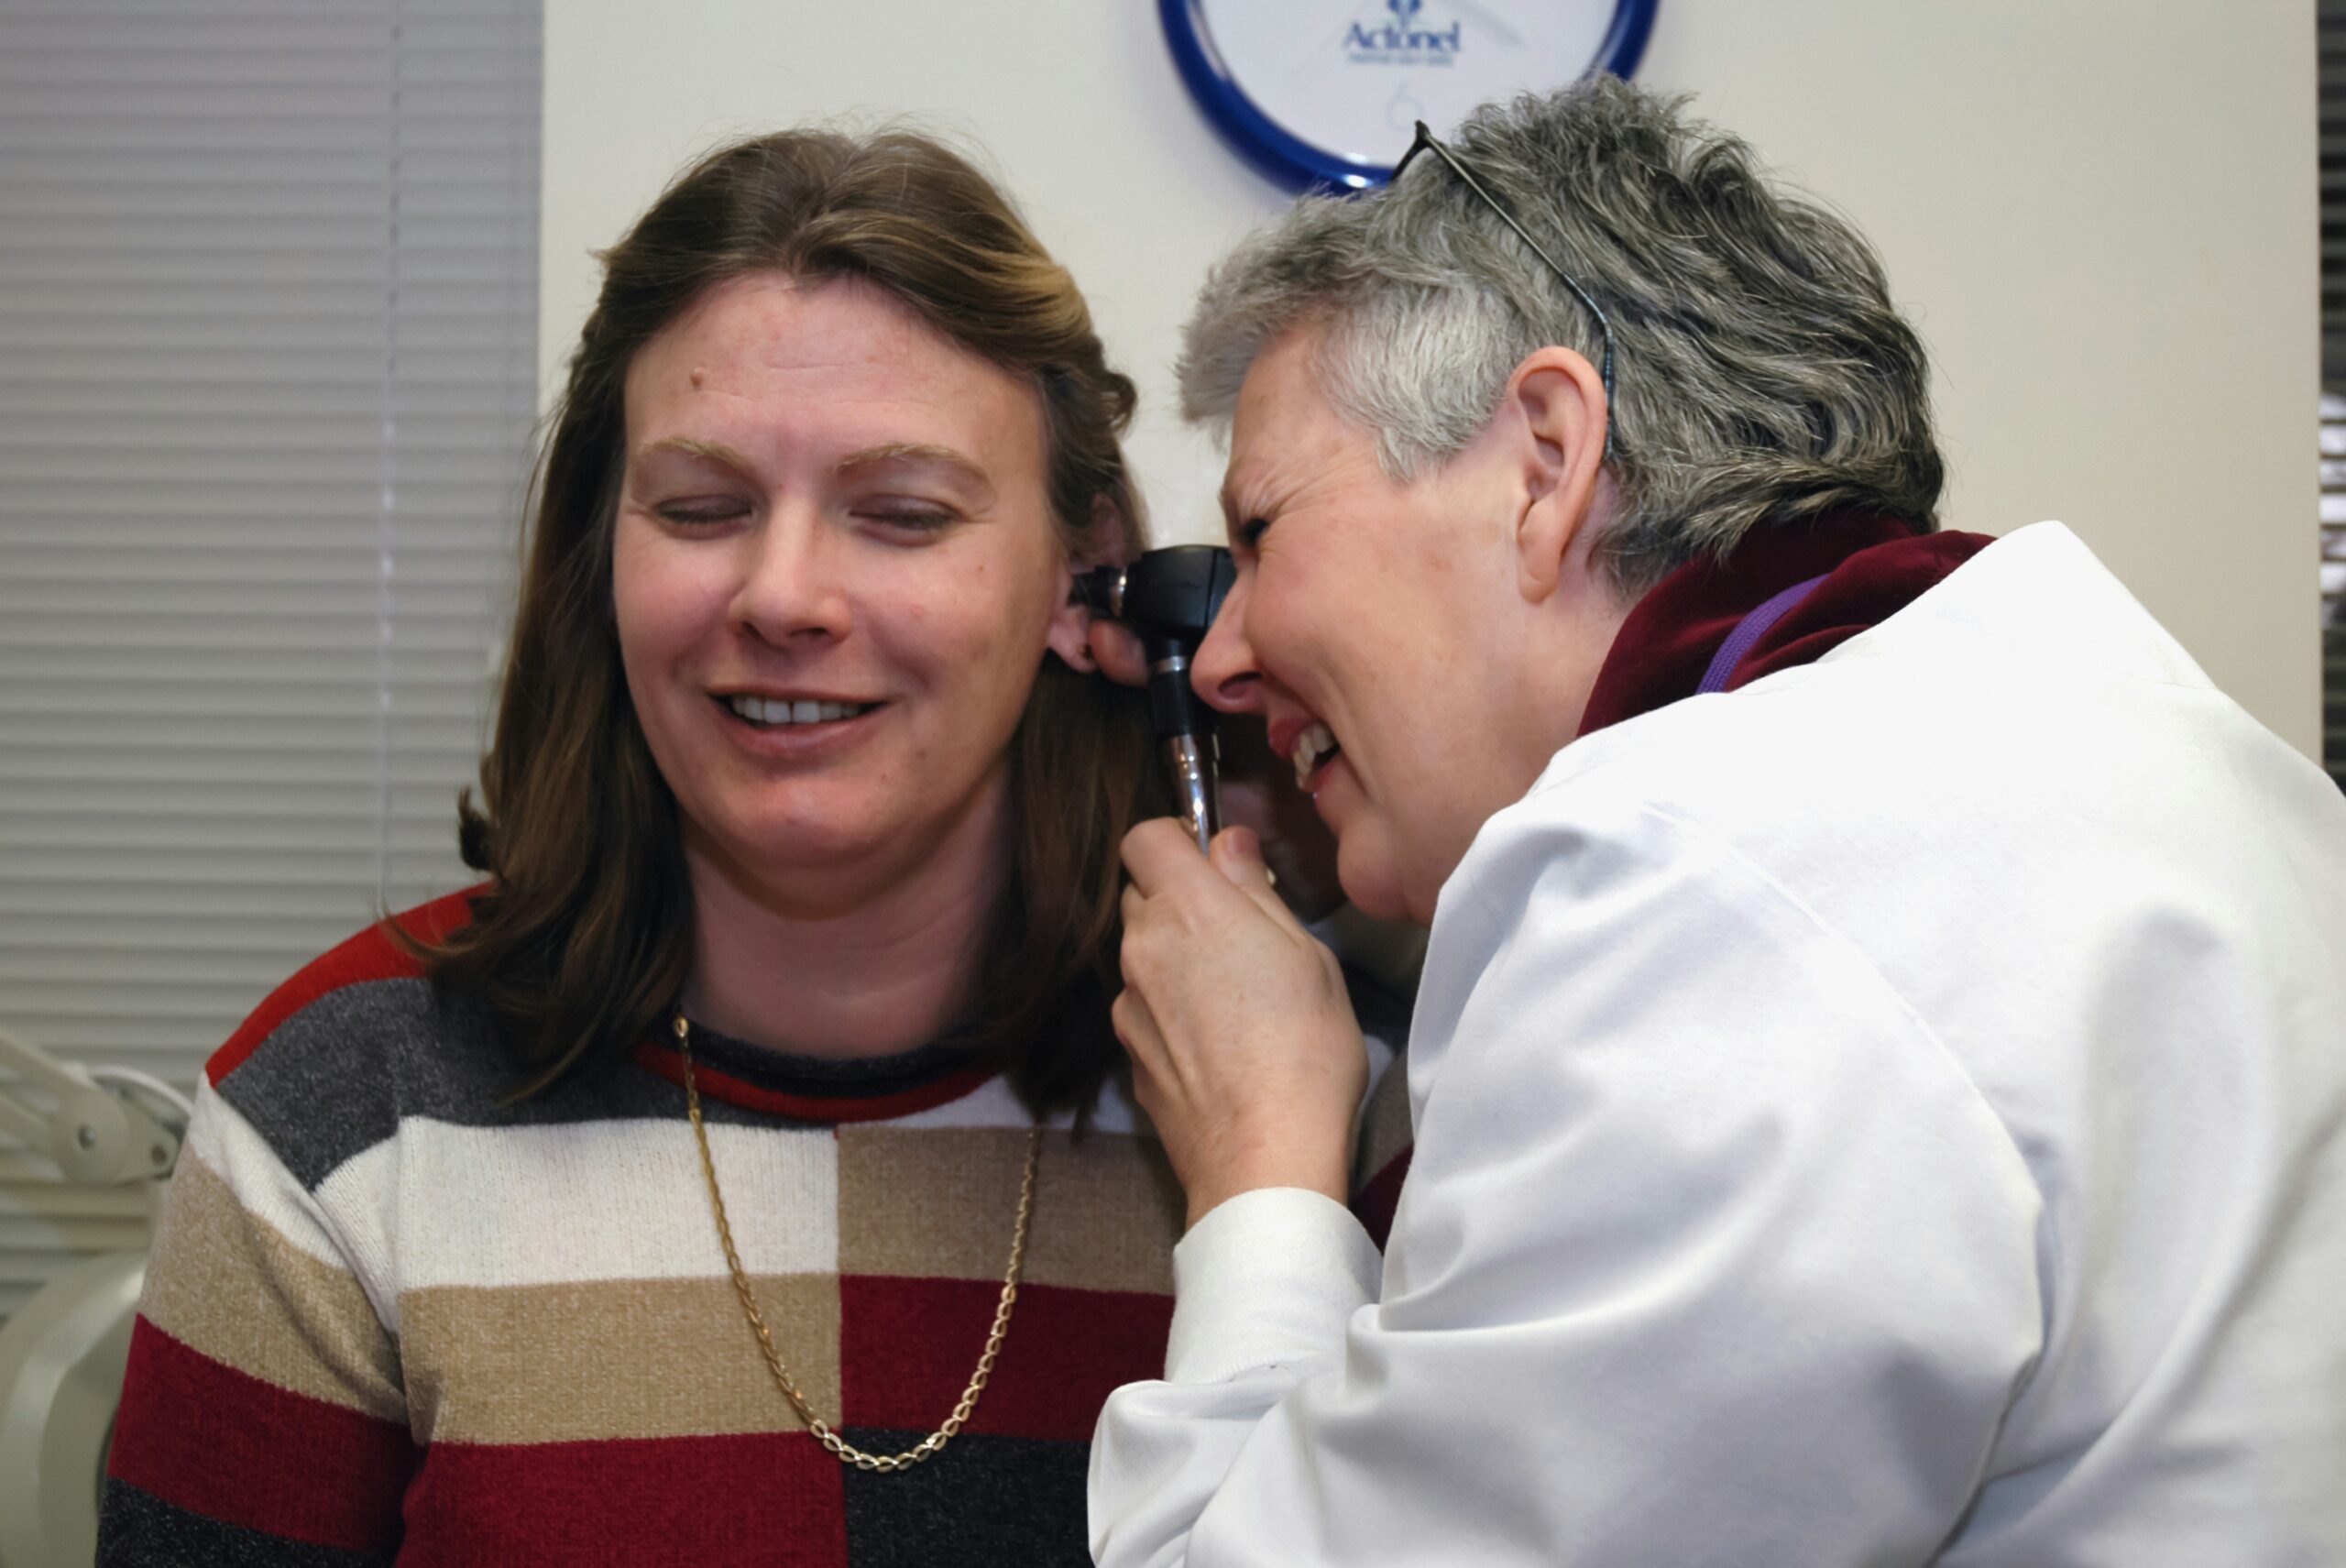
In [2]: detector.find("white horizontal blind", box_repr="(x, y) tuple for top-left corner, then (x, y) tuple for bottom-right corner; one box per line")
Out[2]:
(2320, 1), (2346, 790)
(2319, 396), (2344, 788)
(0, 0), (541, 1320)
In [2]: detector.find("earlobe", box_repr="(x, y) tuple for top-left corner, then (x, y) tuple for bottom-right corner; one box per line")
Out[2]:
(1507, 346), (1608, 606)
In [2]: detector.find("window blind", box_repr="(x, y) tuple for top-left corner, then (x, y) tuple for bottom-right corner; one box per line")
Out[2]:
(2319, 0), (2345, 790)
(0, 0), (542, 1321)
(2319, 395), (2344, 789)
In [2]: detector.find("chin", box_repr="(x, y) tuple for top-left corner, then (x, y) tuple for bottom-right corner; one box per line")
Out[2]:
(1333, 834), (1415, 925)
(691, 807), (886, 878)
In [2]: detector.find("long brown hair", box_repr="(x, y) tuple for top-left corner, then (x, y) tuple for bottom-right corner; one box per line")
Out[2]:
(417, 128), (1159, 1112)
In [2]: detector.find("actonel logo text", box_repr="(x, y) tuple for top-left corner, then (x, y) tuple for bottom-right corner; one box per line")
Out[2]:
(1346, 0), (1463, 64)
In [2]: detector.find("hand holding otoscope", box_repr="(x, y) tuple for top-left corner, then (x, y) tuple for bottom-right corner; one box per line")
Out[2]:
(1083, 550), (1368, 1234)
(1073, 545), (1235, 854)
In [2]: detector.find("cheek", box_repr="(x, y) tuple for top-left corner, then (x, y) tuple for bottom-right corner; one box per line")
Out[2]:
(608, 546), (658, 695)
(611, 528), (721, 674)
(937, 606), (1048, 728)
(833, 593), (1034, 776)
(913, 544), (1058, 681)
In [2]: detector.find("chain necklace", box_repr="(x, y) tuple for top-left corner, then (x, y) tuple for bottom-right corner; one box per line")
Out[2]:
(674, 1013), (1041, 1473)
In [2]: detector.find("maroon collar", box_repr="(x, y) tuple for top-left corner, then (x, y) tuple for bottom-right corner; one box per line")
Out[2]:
(1577, 513), (1994, 738)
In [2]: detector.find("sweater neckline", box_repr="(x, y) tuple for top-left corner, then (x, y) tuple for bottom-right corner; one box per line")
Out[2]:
(633, 1019), (998, 1124)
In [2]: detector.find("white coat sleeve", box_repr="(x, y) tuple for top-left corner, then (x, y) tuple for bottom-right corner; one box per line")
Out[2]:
(1090, 796), (2047, 1567)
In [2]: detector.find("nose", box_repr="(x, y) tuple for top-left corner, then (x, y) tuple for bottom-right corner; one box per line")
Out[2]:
(1190, 570), (1263, 716)
(731, 506), (852, 648)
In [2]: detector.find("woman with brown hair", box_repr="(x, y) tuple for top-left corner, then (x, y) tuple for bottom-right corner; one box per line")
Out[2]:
(98, 128), (1183, 1566)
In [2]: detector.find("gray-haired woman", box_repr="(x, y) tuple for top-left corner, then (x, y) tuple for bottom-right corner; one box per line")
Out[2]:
(1094, 74), (2346, 1568)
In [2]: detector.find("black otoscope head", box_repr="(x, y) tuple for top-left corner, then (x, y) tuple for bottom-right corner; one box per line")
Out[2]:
(1073, 545), (1235, 742)
(1074, 545), (1235, 851)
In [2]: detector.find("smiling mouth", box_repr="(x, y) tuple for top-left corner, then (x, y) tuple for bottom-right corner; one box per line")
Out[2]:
(1292, 721), (1341, 791)
(719, 695), (880, 728)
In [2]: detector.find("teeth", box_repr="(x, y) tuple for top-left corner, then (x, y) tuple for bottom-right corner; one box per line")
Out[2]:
(1291, 721), (1338, 790)
(727, 696), (870, 727)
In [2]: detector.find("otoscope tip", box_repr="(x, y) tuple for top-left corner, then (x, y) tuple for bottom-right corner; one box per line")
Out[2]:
(1073, 565), (1125, 619)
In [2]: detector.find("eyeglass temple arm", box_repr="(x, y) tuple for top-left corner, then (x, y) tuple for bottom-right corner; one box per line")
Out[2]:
(1402, 121), (1617, 449)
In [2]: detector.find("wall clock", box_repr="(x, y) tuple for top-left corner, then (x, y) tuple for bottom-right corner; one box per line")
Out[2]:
(1163, 0), (1660, 190)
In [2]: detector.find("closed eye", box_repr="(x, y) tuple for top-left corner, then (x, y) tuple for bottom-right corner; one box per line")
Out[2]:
(655, 499), (751, 527)
(1236, 516), (1270, 551)
(857, 503), (959, 535)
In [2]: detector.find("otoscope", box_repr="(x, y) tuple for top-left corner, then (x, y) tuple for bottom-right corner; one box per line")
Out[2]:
(1074, 545), (1237, 854)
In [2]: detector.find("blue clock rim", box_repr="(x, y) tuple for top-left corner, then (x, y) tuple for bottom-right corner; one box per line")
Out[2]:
(1161, 0), (1659, 192)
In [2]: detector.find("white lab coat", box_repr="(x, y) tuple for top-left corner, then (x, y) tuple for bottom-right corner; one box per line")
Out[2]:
(1090, 523), (2346, 1567)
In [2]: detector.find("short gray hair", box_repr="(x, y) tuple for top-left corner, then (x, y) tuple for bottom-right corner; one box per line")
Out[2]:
(1178, 76), (1944, 593)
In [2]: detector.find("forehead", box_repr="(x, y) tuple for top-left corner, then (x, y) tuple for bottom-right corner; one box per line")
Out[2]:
(1222, 329), (1380, 520)
(625, 272), (1045, 473)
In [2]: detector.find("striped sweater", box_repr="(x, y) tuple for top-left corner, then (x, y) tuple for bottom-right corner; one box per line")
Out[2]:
(98, 892), (1189, 1566)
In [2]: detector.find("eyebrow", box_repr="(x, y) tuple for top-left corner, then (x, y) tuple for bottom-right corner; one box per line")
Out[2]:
(631, 436), (754, 472)
(627, 437), (1000, 505)
(836, 443), (995, 502)
(1219, 475), (1264, 543)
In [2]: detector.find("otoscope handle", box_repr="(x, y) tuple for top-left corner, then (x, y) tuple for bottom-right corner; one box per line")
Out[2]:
(1075, 546), (1236, 854)
(1143, 641), (1220, 852)
(1142, 634), (1214, 737)
(1163, 733), (1219, 854)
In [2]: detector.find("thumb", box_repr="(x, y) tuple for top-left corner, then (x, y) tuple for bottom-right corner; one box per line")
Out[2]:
(1089, 620), (1147, 688)
(1209, 825), (1264, 885)
(1210, 827), (1307, 932)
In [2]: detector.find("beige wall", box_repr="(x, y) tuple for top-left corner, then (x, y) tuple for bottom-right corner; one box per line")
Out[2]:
(543, 0), (2320, 756)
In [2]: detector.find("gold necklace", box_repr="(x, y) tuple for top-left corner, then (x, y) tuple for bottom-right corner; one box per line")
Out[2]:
(674, 1013), (1041, 1473)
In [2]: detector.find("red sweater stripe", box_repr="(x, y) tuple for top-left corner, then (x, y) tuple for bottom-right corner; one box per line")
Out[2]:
(630, 1045), (1001, 1124)
(397, 1431), (849, 1567)
(839, 1277), (1174, 1440)
(108, 1317), (417, 1552)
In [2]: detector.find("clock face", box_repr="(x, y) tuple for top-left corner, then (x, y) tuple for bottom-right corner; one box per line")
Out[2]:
(1165, 0), (1657, 189)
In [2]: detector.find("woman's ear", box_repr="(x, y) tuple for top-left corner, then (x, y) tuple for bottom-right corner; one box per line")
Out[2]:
(1047, 495), (1128, 674)
(1046, 578), (1096, 674)
(1507, 345), (1609, 605)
